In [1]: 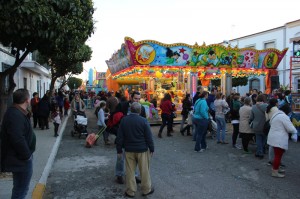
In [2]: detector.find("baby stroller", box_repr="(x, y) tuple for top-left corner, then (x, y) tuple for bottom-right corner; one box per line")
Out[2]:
(71, 111), (88, 138)
(207, 113), (217, 139)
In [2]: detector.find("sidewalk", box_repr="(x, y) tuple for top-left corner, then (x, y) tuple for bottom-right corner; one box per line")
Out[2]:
(0, 114), (69, 199)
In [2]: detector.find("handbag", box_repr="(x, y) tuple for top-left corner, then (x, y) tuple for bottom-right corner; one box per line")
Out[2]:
(263, 120), (270, 135)
(223, 107), (230, 114)
(187, 111), (193, 125)
(172, 112), (177, 118)
(249, 121), (253, 129)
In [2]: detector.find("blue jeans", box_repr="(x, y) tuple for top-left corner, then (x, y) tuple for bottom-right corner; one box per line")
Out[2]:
(12, 156), (33, 199)
(115, 152), (125, 177)
(115, 152), (139, 177)
(193, 123), (197, 141)
(216, 116), (226, 142)
(255, 133), (266, 156)
(193, 117), (209, 151)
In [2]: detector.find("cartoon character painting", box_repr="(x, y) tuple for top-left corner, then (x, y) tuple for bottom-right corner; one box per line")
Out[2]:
(207, 49), (219, 66)
(136, 44), (155, 64)
(220, 53), (232, 65)
(166, 47), (180, 64)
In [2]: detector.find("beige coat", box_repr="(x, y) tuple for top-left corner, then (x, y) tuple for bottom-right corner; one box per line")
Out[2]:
(239, 105), (252, 134)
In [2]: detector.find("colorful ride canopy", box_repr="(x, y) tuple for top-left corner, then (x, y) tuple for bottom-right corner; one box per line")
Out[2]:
(106, 37), (288, 78)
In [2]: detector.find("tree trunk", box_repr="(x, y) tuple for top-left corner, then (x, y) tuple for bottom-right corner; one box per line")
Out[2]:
(59, 76), (67, 90)
(49, 76), (58, 96)
(0, 49), (29, 125)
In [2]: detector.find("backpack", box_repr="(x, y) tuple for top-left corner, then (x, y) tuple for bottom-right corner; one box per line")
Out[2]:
(106, 112), (124, 136)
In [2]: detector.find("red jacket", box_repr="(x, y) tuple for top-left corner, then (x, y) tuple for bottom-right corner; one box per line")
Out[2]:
(160, 100), (175, 115)
(64, 100), (70, 109)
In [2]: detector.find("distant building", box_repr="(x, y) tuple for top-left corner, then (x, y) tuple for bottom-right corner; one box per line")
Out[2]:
(226, 19), (300, 94)
(85, 67), (107, 93)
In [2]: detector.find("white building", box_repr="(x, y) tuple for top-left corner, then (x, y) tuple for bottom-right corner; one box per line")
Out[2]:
(0, 44), (61, 98)
(227, 19), (300, 95)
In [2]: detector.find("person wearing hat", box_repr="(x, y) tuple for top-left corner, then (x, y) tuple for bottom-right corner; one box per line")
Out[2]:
(30, 92), (40, 128)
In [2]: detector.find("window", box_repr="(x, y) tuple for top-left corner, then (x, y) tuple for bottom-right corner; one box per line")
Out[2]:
(250, 78), (260, 91)
(297, 79), (300, 93)
(43, 82), (45, 96)
(37, 80), (40, 95)
(293, 41), (300, 57)
(264, 41), (275, 49)
(23, 78), (27, 89)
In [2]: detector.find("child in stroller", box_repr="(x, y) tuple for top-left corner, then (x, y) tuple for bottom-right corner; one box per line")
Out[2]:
(71, 111), (88, 138)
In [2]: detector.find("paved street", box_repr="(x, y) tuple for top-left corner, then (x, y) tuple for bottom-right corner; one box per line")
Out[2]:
(44, 109), (300, 199)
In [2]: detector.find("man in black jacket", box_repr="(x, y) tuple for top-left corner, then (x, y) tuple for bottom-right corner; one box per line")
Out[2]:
(116, 102), (154, 198)
(1, 89), (36, 199)
(116, 91), (146, 117)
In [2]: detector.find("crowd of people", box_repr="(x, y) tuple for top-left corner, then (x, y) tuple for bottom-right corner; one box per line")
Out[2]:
(1, 86), (299, 198)
(182, 86), (298, 178)
(91, 86), (299, 184)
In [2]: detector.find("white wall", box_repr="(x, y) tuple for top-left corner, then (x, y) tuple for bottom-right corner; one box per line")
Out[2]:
(0, 48), (15, 70)
(285, 22), (300, 92)
(228, 20), (300, 95)
(13, 68), (51, 98)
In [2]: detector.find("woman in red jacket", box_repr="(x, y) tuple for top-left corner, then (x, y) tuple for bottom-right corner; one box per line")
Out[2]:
(158, 93), (175, 138)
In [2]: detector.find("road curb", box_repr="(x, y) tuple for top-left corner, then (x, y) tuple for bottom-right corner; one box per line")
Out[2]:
(32, 183), (45, 199)
(31, 113), (70, 199)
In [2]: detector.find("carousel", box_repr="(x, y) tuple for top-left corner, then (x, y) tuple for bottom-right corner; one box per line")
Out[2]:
(106, 37), (287, 121)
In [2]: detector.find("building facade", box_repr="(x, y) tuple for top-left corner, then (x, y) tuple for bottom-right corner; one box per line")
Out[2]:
(0, 44), (61, 98)
(227, 19), (300, 95)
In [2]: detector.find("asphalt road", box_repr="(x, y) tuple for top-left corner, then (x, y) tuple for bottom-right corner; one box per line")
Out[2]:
(44, 109), (300, 199)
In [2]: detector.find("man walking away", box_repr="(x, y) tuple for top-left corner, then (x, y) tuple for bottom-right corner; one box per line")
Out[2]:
(116, 102), (154, 198)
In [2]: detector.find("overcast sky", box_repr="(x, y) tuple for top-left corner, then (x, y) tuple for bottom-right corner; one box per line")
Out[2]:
(82, 0), (300, 78)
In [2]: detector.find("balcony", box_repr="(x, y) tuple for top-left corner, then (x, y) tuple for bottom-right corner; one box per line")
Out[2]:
(20, 60), (50, 76)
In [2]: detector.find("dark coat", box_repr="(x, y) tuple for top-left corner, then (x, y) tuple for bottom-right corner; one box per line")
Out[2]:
(193, 92), (201, 105)
(1, 105), (36, 172)
(56, 95), (64, 107)
(116, 113), (154, 153)
(230, 100), (241, 120)
(181, 98), (192, 117)
(38, 98), (51, 117)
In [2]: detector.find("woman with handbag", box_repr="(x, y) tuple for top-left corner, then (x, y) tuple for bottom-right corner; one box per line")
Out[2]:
(193, 91), (209, 152)
(239, 97), (254, 153)
(267, 105), (298, 177)
(265, 98), (279, 164)
(214, 93), (230, 144)
(158, 93), (175, 138)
